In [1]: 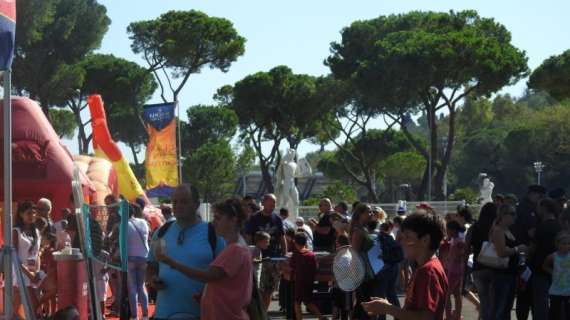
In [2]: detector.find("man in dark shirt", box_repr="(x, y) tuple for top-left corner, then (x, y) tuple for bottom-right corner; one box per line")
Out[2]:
(531, 198), (561, 320)
(514, 185), (546, 245)
(513, 185), (545, 320)
(245, 193), (287, 310)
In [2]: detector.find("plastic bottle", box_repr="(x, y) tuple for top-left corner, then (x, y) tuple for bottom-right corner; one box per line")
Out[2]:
(63, 240), (72, 255)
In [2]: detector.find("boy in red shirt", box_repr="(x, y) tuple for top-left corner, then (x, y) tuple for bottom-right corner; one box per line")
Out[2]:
(363, 212), (448, 320)
(290, 232), (325, 320)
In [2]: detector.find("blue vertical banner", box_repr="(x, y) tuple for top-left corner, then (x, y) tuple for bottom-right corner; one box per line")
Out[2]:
(143, 102), (178, 198)
(0, 0), (15, 70)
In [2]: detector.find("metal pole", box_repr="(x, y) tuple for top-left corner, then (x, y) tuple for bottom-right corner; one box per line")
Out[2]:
(427, 122), (432, 202)
(538, 171), (541, 185)
(3, 69), (14, 318)
(176, 100), (182, 185)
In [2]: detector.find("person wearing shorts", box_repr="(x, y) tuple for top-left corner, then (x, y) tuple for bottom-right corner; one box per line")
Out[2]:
(245, 194), (287, 310)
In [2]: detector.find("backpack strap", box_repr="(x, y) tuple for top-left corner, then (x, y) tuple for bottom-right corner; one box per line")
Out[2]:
(157, 220), (175, 239)
(208, 222), (217, 259)
(157, 220), (217, 258)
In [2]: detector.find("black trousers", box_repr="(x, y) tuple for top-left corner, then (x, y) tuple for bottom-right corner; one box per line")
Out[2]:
(516, 280), (532, 320)
(550, 295), (570, 320)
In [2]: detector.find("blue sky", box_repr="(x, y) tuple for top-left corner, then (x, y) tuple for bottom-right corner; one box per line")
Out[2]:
(61, 0), (570, 161)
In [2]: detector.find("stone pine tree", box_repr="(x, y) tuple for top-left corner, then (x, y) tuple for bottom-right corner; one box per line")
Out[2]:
(327, 10), (528, 199)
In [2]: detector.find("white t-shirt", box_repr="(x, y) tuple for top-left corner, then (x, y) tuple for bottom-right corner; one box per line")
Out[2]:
(13, 227), (41, 287)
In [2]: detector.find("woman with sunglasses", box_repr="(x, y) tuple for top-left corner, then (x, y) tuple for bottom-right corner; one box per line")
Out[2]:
(155, 198), (253, 319)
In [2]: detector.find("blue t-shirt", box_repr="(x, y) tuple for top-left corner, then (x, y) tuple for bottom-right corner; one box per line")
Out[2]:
(148, 221), (225, 318)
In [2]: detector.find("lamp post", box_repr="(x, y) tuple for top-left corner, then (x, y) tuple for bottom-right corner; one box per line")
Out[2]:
(533, 161), (545, 185)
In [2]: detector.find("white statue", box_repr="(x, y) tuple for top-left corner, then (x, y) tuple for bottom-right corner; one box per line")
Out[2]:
(478, 173), (495, 205)
(274, 149), (312, 221)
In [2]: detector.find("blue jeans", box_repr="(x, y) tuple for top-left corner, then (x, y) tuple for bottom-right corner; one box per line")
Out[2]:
(128, 256), (149, 318)
(493, 273), (516, 320)
(374, 263), (401, 320)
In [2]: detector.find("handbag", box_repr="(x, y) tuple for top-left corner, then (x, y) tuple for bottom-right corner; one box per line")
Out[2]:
(477, 241), (509, 269)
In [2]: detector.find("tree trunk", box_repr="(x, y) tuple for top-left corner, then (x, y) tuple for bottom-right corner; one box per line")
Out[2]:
(417, 166), (430, 201)
(71, 106), (90, 154)
(40, 100), (50, 120)
(366, 179), (379, 203)
(129, 143), (140, 167)
(259, 161), (274, 194)
(434, 107), (457, 200)
(427, 105), (439, 201)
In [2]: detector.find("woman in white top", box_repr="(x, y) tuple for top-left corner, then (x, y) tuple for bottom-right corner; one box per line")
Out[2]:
(127, 203), (150, 320)
(13, 201), (42, 316)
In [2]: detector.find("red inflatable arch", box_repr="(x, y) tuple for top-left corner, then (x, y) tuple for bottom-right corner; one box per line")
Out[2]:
(0, 97), (95, 229)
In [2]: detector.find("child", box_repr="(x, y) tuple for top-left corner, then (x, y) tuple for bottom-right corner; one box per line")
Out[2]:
(543, 231), (570, 319)
(445, 221), (466, 320)
(362, 213), (448, 320)
(37, 231), (57, 316)
(251, 231), (270, 289)
(291, 232), (324, 320)
(393, 215), (410, 292)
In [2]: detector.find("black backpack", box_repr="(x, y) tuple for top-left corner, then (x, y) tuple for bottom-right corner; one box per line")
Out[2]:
(379, 232), (404, 264)
(156, 221), (218, 258)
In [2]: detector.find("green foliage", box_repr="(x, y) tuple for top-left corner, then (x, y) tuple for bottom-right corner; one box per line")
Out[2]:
(230, 66), (339, 149)
(492, 94), (520, 123)
(303, 197), (321, 206)
(316, 151), (347, 182)
(128, 10), (246, 101)
(451, 96), (570, 196)
(327, 10), (529, 108)
(181, 105), (238, 152)
(327, 10), (529, 199)
(379, 152), (426, 183)
(184, 141), (236, 202)
(48, 108), (77, 139)
(529, 49), (570, 101)
(322, 181), (358, 204)
(79, 54), (157, 147)
(224, 67), (343, 192)
(14, 0), (110, 108)
(449, 187), (478, 204)
(56, 54), (157, 155)
(319, 129), (413, 201)
(458, 96), (494, 134)
(235, 144), (256, 176)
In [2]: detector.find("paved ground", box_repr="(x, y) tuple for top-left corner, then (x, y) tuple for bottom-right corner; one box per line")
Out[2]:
(268, 296), (522, 319)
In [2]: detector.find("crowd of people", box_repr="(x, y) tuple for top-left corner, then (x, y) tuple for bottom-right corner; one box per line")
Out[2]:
(4, 182), (570, 320)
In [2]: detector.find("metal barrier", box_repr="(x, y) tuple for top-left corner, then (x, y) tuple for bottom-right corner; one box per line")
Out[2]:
(200, 200), (480, 222)
(298, 201), (469, 219)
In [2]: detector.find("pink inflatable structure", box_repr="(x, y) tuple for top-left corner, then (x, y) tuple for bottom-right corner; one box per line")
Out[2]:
(0, 97), (94, 223)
